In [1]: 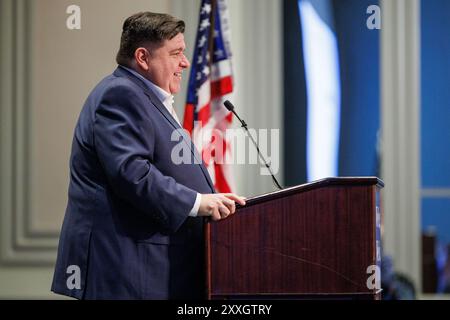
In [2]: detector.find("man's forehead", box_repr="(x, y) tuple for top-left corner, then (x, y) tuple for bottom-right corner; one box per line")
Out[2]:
(145, 33), (185, 52)
(166, 33), (186, 48)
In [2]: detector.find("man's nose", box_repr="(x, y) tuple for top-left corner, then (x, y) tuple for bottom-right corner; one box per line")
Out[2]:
(181, 54), (190, 68)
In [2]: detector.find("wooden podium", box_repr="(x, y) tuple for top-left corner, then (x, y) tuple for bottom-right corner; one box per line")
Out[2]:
(205, 177), (384, 300)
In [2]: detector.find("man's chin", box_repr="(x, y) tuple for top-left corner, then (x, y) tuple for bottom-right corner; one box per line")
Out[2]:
(169, 85), (181, 95)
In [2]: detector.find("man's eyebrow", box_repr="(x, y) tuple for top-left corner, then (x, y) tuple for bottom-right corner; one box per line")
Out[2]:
(169, 48), (185, 54)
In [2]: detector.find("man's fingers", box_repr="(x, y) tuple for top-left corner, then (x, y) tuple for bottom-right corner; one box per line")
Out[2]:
(218, 204), (230, 218)
(219, 196), (236, 214)
(222, 193), (246, 206)
(211, 207), (221, 221)
(199, 193), (246, 219)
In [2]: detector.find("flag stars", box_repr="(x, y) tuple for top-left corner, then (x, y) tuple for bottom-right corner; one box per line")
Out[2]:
(202, 65), (210, 76)
(202, 3), (212, 15)
(199, 19), (211, 31)
(198, 35), (207, 47)
(197, 55), (203, 64)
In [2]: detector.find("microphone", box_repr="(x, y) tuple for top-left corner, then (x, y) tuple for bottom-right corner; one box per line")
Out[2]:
(224, 100), (283, 190)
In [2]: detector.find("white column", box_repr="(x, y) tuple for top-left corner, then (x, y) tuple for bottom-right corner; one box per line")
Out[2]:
(381, 0), (421, 291)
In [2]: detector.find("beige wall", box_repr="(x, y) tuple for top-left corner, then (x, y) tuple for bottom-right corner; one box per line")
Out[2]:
(0, 0), (282, 298)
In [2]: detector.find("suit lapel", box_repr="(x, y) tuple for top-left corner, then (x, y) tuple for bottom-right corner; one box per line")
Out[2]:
(115, 66), (180, 129)
(114, 66), (215, 192)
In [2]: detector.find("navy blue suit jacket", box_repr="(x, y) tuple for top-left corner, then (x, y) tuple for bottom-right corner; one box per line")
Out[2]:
(51, 66), (215, 299)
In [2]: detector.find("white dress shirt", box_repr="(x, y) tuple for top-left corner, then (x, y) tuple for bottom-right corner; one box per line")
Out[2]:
(121, 66), (201, 217)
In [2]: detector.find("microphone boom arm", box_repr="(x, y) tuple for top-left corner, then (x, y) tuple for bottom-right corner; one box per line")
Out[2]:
(225, 101), (283, 190)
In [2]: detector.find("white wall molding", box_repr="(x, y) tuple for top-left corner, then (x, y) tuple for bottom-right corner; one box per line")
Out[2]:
(0, 0), (58, 266)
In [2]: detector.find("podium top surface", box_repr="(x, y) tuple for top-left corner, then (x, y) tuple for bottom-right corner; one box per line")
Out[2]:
(242, 177), (384, 208)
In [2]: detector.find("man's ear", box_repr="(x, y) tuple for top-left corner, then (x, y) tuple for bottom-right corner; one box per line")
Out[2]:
(134, 47), (150, 71)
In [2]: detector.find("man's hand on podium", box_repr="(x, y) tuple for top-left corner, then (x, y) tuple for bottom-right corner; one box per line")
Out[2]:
(198, 194), (246, 221)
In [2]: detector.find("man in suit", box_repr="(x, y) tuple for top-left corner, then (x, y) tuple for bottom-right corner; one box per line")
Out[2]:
(51, 12), (245, 300)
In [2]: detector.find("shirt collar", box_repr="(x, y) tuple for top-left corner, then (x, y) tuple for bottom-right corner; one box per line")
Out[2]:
(120, 65), (174, 108)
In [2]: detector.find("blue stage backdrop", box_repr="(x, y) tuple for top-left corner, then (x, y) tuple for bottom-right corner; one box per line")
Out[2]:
(421, 0), (450, 246)
(283, 0), (380, 187)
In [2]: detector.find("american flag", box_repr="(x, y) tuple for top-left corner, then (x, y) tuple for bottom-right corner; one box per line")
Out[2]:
(183, 0), (235, 193)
